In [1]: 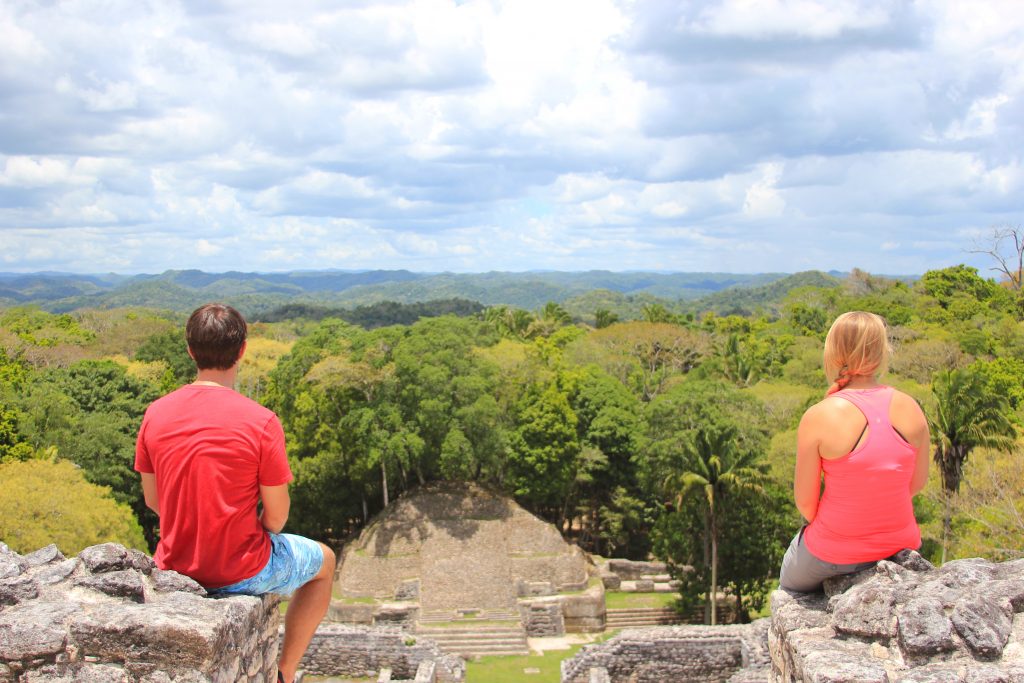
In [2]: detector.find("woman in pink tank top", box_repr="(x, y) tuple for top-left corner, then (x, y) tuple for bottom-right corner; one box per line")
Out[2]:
(779, 311), (931, 592)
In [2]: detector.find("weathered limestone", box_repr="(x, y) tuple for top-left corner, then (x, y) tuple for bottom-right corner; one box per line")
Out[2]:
(769, 551), (1024, 682)
(598, 559), (680, 593)
(560, 620), (771, 683)
(0, 542), (279, 682)
(298, 624), (464, 682)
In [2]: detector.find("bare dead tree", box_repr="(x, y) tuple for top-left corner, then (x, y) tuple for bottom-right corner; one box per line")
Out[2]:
(970, 226), (1023, 290)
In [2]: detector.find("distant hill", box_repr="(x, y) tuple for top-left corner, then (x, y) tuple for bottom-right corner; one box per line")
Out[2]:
(0, 269), (792, 314)
(0, 268), (854, 316)
(683, 270), (843, 317)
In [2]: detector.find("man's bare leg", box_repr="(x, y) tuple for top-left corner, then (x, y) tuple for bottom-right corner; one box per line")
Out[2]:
(277, 544), (336, 683)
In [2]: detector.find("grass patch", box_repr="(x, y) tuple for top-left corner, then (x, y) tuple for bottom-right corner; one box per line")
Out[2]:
(604, 591), (679, 610)
(466, 635), (611, 683)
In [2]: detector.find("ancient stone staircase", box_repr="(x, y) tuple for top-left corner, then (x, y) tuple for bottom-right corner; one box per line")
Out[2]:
(605, 607), (681, 629)
(416, 610), (530, 658)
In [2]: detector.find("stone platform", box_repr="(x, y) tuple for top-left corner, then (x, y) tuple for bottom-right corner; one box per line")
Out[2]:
(769, 550), (1024, 682)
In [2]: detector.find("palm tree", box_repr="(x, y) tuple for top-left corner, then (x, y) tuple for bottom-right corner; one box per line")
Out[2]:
(929, 367), (1016, 562)
(594, 308), (618, 329)
(667, 425), (766, 624)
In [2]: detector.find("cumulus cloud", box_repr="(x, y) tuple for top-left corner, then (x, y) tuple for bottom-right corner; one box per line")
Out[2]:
(0, 0), (1021, 275)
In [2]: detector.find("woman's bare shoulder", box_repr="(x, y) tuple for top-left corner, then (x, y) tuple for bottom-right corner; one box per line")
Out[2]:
(889, 388), (927, 421)
(889, 388), (925, 411)
(801, 395), (858, 425)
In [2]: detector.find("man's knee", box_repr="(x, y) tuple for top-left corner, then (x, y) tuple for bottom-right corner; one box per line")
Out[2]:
(317, 542), (336, 578)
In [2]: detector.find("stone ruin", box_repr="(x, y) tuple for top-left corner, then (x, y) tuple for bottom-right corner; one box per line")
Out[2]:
(561, 620), (771, 683)
(334, 481), (590, 618)
(560, 550), (1024, 683)
(769, 550), (1024, 682)
(0, 541), (279, 682)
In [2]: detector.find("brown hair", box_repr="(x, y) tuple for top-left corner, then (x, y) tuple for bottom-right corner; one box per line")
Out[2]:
(185, 303), (247, 370)
(822, 311), (891, 395)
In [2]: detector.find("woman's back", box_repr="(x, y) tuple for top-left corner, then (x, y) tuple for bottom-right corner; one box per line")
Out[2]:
(802, 386), (922, 563)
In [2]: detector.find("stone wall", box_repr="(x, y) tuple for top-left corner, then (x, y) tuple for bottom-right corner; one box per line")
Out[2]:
(519, 599), (565, 637)
(769, 550), (1024, 682)
(560, 620), (770, 683)
(0, 542), (279, 682)
(298, 624), (464, 682)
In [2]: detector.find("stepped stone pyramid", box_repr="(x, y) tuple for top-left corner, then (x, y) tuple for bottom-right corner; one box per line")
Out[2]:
(335, 481), (589, 613)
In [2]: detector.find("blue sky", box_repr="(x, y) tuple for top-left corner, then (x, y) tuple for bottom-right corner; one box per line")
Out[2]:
(1, 0), (1021, 275)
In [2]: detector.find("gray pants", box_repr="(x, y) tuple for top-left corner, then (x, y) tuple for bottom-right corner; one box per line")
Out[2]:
(778, 527), (876, 593)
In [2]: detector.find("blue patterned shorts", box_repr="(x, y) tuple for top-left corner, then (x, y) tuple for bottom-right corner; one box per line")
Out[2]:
(208, 533), (324, 598)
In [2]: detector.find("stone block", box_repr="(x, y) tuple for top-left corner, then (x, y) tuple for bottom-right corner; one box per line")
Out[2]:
(952, 595), (1013, 659)
(375, 604), (418, 626)
(831, 581), (897, 639)
(0, 574), (39, 606)
(29, 559), (80, 586)
(912, 580), (962, 609)
(0, 600), (79, 659)
(935, 558), (997, 589)
(633, 579), (655, 592)
(898, 596), (955, 656)
(75, 569), (146, 603)
(897, 662), (963, 683)
(69, 591), (262, 668)
(0, 560), (22, 582)
(395, 579), (419, 601)
(822, 566), (875, 597)
(599, 573), (620, 590)
(329, 602), (375, 624)
(78, 544), (134, 574)
(414, 660), (436, 682)
(769, 589), (830, 633)
(22, 544), (64, 568)
(605, 559), (668, 581)
(22, 663), (132, 682)
(150, 568), (206, 596)
(888, 549), (935, 573)
(977, 579), (1024, 612)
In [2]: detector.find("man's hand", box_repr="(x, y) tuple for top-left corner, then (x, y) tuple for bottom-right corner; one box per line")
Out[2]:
(259, 484), (290, 534)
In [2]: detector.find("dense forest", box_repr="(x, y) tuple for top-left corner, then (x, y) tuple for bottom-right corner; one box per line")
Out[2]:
(2, 243), (1022, 622)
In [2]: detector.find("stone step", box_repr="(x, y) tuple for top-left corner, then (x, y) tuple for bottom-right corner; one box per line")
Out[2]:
(415, 621), (530, 658)
(424, 634), (526, 641)
(606, 607), (677, 615)
(417, 627), (525, 635)
(418, 610), (519, 622)
(606, 607), (681, 628)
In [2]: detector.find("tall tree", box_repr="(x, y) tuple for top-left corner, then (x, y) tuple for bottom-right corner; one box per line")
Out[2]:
(929, 367), (1017, 562)
(666, 425), (766, 624)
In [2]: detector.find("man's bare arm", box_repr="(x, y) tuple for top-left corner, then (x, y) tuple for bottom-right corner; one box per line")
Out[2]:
(140, 472), (159, 514)
(260, 484), (290, 534)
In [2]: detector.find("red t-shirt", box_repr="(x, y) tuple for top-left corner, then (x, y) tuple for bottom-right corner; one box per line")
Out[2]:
(134, 384), (292, 588)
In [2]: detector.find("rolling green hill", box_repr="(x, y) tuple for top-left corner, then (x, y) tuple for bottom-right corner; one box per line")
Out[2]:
(0, 268), (838, 316)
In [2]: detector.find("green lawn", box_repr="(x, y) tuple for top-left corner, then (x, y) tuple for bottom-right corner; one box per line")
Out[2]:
(603, 591), (679, 610)
(465, 636), (611, 683)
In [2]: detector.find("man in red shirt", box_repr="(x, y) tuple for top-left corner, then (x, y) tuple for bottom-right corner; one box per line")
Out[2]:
(135, 303), (335, 683)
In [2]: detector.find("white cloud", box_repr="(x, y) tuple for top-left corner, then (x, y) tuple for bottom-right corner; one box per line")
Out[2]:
(743, 163), (786, 218)
(689, 0), (892, 39)
(0, 0), (1021, 275)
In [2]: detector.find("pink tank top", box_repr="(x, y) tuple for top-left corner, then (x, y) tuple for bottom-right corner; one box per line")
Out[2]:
(802, 386), (921, 564)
